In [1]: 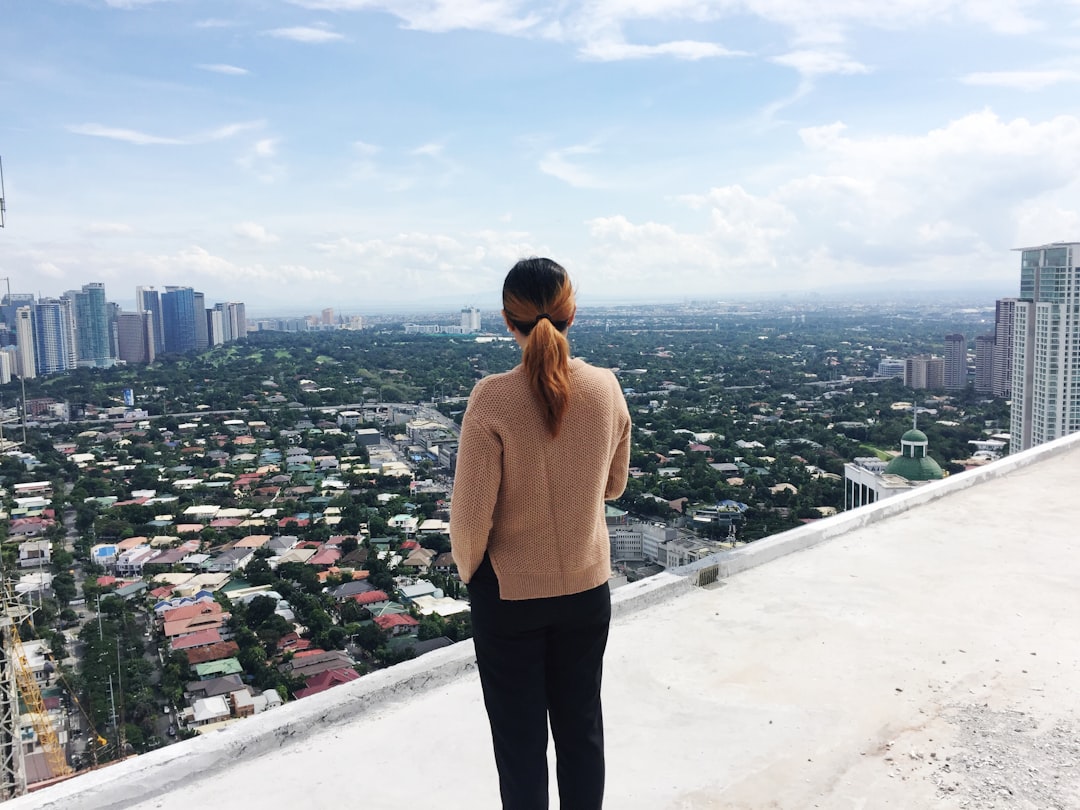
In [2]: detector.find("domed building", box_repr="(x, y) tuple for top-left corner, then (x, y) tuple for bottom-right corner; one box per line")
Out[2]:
(882, 429), (945, 482)
(843, 425), (945, 510)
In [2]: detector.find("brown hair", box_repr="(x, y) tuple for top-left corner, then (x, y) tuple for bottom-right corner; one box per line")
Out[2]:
(502, 258), (576, 436)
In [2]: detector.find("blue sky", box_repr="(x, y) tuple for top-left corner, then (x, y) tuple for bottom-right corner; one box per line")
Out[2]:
(2, 0), (1080, 315)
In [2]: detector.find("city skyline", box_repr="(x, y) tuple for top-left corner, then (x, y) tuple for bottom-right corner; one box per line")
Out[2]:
(2, 3), (1080, 310)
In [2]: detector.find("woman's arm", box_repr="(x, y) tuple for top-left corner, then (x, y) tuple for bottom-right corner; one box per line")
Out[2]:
(449, 383), (503, 583)
(605, 385), (632, 500)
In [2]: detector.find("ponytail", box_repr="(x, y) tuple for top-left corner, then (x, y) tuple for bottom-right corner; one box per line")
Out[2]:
(502, 258), (576, 437)
(522, 316), (571, 436)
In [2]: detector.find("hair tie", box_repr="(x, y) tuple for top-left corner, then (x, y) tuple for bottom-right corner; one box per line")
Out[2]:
(534, 313), (553, 325)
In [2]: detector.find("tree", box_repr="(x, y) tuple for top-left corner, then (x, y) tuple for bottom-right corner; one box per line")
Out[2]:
(417, 614), (446, 641)
(353, 623), (385, 653)
(52, 572), (77, 606)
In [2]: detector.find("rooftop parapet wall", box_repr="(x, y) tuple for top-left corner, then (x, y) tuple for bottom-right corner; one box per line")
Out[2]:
(11, 431), (1080, 810)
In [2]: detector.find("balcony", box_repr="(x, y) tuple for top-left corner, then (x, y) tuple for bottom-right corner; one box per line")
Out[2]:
(12, 433), (1080, 810)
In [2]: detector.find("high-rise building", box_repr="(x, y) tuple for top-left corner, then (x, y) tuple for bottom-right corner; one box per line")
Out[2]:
(461, 306), (481, 333)
(116, 312), (156, 365)
(992, 297), (1017, 397)
(213, 302), (234, 343)
(1010, 242), (1080, 452)
(228, 302), (247, 340)
(321, 307), (334, 326)
(876, 358), (906, 379)
(208, 308), (225, 346)
(73, 282), (114, 368)
(193, 291), (209, 351)
(161, 286), (197, 354)
(904, 355), (943, 390)
(974, 335), (995, 394)
(33, 297), (77, 375)
(944, 333), (967, 390)
(0, 348), (12, 385)
(14, 306), (35, 379)
(136, 286), (166, 356)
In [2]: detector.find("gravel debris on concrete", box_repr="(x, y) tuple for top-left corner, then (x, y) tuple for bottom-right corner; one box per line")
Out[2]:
(931, 705), (1080, 810)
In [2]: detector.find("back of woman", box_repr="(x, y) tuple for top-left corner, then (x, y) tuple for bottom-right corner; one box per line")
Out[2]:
(450, 258), (631, 810)
(450, 356), (629, 599)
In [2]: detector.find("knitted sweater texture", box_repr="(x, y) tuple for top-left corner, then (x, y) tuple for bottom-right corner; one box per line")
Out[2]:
(449, 357), (632, 600)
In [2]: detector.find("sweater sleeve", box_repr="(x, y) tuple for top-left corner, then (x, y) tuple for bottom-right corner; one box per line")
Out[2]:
(449, 382), (503, 583)
(604, 382), (632, 500)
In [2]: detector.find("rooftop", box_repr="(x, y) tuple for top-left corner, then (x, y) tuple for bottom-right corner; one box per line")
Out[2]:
(13, 433), (1080, 810)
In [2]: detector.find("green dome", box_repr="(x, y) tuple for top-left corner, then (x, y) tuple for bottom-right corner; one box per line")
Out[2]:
(901, 429), (928, 443)
(884, 454), (944, 481)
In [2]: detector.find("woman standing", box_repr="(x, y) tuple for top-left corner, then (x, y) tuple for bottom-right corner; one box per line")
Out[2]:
(450, 258), (632, 810)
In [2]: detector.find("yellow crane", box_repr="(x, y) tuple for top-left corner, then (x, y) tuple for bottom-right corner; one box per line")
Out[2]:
(10, 623), (73, 780)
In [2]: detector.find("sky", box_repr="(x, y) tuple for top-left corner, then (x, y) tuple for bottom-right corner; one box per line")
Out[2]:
(2, 0), (1080, 315)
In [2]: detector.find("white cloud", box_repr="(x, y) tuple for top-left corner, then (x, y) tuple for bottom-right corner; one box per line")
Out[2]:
(580, 39), (744, 61)
(282, 1), (1049, 66)
(150, 246), (340, 286)
(288, 0), (542, 35)
(353, 140), (381, 156)
(264, 25), (345, 43)
(253, 138), (278, 157)
(233, 222), (280, 244)
(197, 63), (251, 76)
(772, 49), (870, 77)
(67, 124), (185, 146)
(105, 0), (172, 8)
(195, 18), (237, 28)
(539, 143), (604, 189)
(68, 120), (263, 146)
(580, 110), (1080, 295)
(237, 138), (284, 182)
(84, 222), (135, 236)
(312, 229), (542, 294)
(961, 69), (1080, 90)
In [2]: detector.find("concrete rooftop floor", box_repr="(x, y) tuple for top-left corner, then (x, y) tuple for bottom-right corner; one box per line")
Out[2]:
(13, 434), (1080, 810)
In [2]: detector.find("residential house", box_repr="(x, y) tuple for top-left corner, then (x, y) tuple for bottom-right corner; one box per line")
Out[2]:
(373, 614), (419, 637)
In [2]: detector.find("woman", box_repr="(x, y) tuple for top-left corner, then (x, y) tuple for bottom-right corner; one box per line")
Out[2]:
(450, 258), (632, 810)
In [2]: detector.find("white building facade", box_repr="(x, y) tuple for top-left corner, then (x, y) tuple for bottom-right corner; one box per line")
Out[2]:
(1010, 243), (1080, 452)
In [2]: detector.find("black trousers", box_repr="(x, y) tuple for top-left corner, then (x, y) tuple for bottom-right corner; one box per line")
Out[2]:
(469, 556), (611, 810)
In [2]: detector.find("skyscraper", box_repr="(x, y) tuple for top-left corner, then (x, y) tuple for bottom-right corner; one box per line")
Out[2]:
(73, 282), (113, 368)
(136, 286), (166, 356)
(943, 333), (967, 390)
(904, 355), (943, 390)
(992, 297), (1017, 397)
(974, 335), (995, 394)
(213, 302), (233, 343)
(33, 297), (77, 375)
(208, 307), (225, 346)
(228, 302), (247, 340)
(461, 306), (481, 333)
(116, 311), (155, 365)
(161, 286), (197, 354)
(193, 291), (209, 351)
(1010, 242), (1080, 452)
(13, 306), (35, 379)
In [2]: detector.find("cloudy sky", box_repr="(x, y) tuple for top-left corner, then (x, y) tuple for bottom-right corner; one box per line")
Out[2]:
(2, 0), (1080, 314)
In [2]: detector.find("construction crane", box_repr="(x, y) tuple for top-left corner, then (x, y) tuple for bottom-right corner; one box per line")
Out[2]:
(0, 587), (74, 798)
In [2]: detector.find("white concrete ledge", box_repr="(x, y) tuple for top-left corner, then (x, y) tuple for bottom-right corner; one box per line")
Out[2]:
(13, 431), (1080, 809)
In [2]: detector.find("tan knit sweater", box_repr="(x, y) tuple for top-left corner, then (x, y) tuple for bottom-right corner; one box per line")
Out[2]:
(449, 357), (632, 600)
